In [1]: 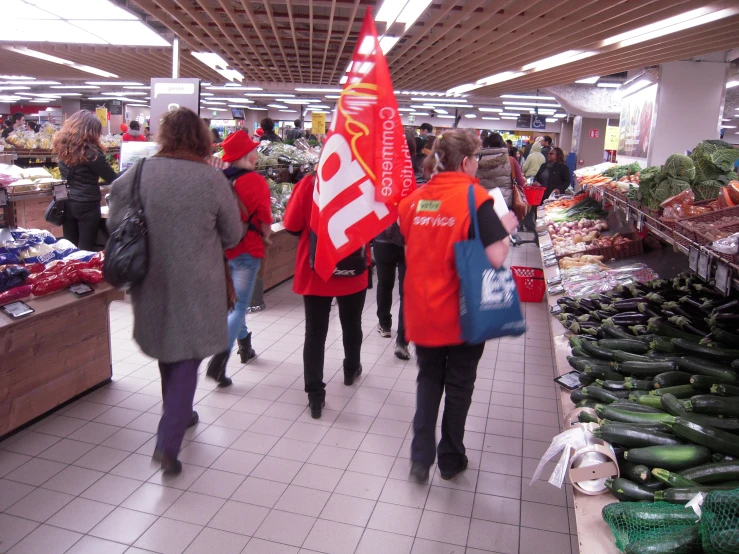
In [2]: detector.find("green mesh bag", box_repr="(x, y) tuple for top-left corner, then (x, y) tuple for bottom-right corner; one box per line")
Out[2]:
(602, 501), (700, 552)
(702, 489), (739, 554)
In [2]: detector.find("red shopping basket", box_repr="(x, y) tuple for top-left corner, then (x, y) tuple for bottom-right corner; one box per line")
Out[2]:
(523, 185), (546, 207)
(511, 266), (546, 303)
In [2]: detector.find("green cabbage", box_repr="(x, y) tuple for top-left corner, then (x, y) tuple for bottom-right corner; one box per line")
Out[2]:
(663, 154), (695, 181)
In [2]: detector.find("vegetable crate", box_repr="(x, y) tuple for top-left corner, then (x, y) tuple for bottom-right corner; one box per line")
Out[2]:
(676, 205), (739, 252)
(511, 266), (545, 303)
(522, 185), (546, 207)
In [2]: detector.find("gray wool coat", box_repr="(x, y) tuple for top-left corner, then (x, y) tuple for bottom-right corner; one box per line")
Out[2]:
(107, 157), (243, 363)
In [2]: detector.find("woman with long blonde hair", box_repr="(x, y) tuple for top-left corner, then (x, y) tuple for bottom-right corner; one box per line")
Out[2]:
(52, 110), (117, 250)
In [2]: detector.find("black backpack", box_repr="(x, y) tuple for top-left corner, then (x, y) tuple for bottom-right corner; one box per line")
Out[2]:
(308, 232), (367, 278)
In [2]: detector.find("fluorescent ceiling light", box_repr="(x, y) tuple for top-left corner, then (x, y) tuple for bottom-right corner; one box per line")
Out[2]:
(245, 93), (295, 97)
(379, 36), (401, 54)
(200, 92), (213, 96)
(29, 99), (57, 103)
(228, 105), (252, 109)
(295, 88), (342, 93)
(603, 7), (739, 48)
(502, 101), (560, 107)
(73, 20), (169, 46)
(447, 83), (483, 95)
(722, 125), (737, 129)
(4, 47), (117, 77)
(325, 95), (341, 99)
(206, 85), (263, 91)
(375, 0), (407, 26)
(522, 50), (597, 71)
(482, 117), (501, 120)
(437, 115), (455, 119)
(0, 86), (31, 90)
(248, 107), (268, 111)
(23, 92), (60, 97)
(538, 109), (556, 115)
(101, 91), (147, 96)
(411, 97), (466, 103)
(398, 108), (415, 112)
(203, 100), (227, 105)
(596, 82), (621, 88)
(268, 104), (288, 109)
(476, 71), (524, 86)
(123, 85), (150, 90)
(51, 85), (99, 89)
(553, 113), (567, 118)
(279, 110), (297, 113)
(501, 116), (518, 120)
(722, 118), (732, 122)
(86, 81), (140, 86)
(727, 80), (739, 89)
(502, 112), (521, 116)
(575, 76), (600, 84)
(546, 118), (558, 123)
(396, 0), (433, 30)
(281, 99), (319, 104)
(500, 94), (556, 101)
(434, 108), (448, 114)
(463, 114), (477, 118)
(0, 75), (34, 80)
(127, 104), (149, 107)
(0, 80), (60, 85)
(339, 75), (348, 85)
(614, 78), (652, 100)
(310, 110), (328, 114)
(192, 52), (244, 82)
(479, 107), (503, 113)
(410, 112), (429, 116)
(311, 105), (331, 109)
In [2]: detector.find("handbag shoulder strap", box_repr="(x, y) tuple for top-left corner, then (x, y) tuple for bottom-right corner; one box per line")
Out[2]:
(467, 184), (481, 241)
(131, 159), (146, 211)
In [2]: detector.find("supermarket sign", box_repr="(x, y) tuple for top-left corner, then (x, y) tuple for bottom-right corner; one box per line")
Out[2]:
(149, 78), (201, 135)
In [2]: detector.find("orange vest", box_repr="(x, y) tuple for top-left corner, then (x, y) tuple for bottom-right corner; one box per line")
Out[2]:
(399, 172), (491, 347)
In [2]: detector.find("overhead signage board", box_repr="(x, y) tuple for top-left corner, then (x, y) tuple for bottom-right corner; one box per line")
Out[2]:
(149, 78), (200, 135)
(532, 114), (546, 130)
(604, 125), (619, 150)
(618, 83), (657, 160)
(516, 114), (532, 129)
(311, 112), (326, 135)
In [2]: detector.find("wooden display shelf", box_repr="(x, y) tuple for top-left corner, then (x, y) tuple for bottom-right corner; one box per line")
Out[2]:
(262, 224), (298, 291)
(0, 284), (124, 437)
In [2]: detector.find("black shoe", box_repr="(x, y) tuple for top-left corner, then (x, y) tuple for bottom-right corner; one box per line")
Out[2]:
(309, 399), (325, 419)
(206, 351), (232, 387)
(188, 411), (199, 428)
(161, 454), (182, 475)
(410, 461), (430, 483)
(376, 324), (391, 338)
(343, 364), (362, 386)
(440, 456), (469, 481)
(238, 333), (257, 364)
(394, 342), (410, 360)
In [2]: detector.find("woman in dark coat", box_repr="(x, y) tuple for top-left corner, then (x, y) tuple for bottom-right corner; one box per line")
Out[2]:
(534, 147), (571, 198)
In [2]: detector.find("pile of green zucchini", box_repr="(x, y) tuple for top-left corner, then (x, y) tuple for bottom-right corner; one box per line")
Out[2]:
(559, 273), (739, 551)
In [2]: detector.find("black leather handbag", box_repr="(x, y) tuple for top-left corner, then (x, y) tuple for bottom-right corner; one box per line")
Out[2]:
(103, 160), (148, 288)
(43, 168), (73, 226)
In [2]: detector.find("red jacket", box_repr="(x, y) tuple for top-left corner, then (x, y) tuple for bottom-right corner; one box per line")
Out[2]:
(226, 171), (273, 260)
(122, 132), (146, 142)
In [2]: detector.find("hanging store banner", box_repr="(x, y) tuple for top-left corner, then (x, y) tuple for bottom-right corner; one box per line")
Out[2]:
(604, 125), (619, 150)
(310, 10), (416, 281)
(516, 114), (532, 128)
(311, 112), (326, 135)
(149, 78), (200, 135)
(617, 83), (657, 160)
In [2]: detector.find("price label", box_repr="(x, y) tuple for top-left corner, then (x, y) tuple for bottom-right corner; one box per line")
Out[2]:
(53, 184), (68, 200)
(625, 206), (631, 223)
(0, 188), (7, 207)
(688, 246), (700, 272)
(636, 213), (645, 232)
(548, 285), (564, 296)
(546, 275), (562, 285)
(697, 251), (712, 281)
(544, 258), (558, 267)
(714, 262), (732, 296)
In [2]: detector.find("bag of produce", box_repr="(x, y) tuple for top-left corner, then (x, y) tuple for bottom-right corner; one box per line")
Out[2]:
(20, 242), (57, 265)
(0, 266), (30, 292)
(31, 274), (71, 297)
(51, 239), (78, 259)
(0, 285), (31, 304)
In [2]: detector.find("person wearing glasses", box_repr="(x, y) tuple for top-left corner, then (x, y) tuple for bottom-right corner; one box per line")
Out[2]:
(534, 146), (571, 198)
(399, 129), (519, 483)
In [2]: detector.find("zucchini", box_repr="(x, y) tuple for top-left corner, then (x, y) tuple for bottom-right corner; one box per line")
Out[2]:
(647, 385), (695, 399)
(604, 477), (655, 501)
(579, 373), (596, 386)
(576, 399), (600, 410)
(623, 525), (701, 554)
(703, 529), (739, 554)
(623, 445), (711, 471)
(654, 484), (738, 503)
(620, 462), (651, 484)
(711, 383), (739, 397)
(598, 338), (649, 354)
(581, 387), (622, 403)
(671, 338), (739, 363)
(682, 412), (739, 433)
(672, 357), (737, 381)
(570, 347), (586, 357)
(679, 461), (739, 484)
(651, 468), (699, 488)
(584, 367), (626, 381)
(641, 477), (667, 491)
(649, 338), (676, 353)
(607, 503), (698, 528)
(600, 379), (628, 391)
(602, 420), (672, 433)
(665, 416), (739, 457)
(653, 371), (692, 389)
(689, 374), (725, 391)
(602, 323), (638, 340)
(578, 411), (599, 424)
(594, 424), (684, 448)
(570, 388), (585, 404)
(734, 359), (739, 370)
(634, 395), (665, 409)
(581, 340), (618, 361)
(685, 395), (739, 418)
(624, 378), (654, 391)
(612, 350), (653, 363)
(660, 394), (688, 417)
(620, 360), (677, 377)
(610, 401), (666, 414)
(710, 326), (739, 346)
(595, 405), (672, 424)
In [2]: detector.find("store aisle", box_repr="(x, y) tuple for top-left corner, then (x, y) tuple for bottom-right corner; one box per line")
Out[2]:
(0, 244), (578, 554)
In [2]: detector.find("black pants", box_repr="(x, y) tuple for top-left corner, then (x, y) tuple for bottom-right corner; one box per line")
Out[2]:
(411, 342), (484, 472)
(303, 289), (366, 402)
(62, 200), (101, 251)
(374, 242), (406, 344)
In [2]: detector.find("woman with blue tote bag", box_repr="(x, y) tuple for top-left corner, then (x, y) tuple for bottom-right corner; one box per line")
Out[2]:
(398, 129), (522, 483)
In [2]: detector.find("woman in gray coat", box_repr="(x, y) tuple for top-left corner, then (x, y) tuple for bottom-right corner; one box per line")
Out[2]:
(108, 108), (243, 474)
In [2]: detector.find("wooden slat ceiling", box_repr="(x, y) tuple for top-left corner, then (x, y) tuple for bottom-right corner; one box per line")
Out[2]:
(2, 0), (739, 99)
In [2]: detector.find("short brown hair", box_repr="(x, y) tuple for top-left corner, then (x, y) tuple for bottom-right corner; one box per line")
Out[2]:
(424, 129), (480, 174)
(52, 110), (104, 166)
(551, 147), (565, 164)
(157, 108), (212, 161)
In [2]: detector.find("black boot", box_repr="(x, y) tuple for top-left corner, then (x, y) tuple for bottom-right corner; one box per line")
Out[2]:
(237, 333), (257, 364)
(206, 351), (232, 387)
(308, 394), (325, 419)
(343, 363), (363, 386)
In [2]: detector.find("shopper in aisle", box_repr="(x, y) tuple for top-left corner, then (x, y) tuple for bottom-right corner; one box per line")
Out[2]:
(144, 126), (151, 140)
(259, 117), (283, 143)
(122, 120), (146, 142)
(506, 139), (514, 157)
(107, 108), (243, 474)
(540, 135), (553, 159)
(206, 130), (272, 387)
(522, 136), (534, 159)
(53, 110), (117, 251)
(476, 132), (525, 207)
(286, 119), (305, 141)
(375, 131), (417, 361)
(400, 129), (518, 482)
(535, 146), (572, 198)
(283, 172), (368, 420)
(2, 112), (25, 139)
(522, 140), (546, 179)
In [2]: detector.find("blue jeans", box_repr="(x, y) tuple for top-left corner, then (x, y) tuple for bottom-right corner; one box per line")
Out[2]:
(227, 253), (261, 352)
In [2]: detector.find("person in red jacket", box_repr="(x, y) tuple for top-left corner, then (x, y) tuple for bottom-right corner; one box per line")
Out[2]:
(399, 129), (519, 483)
(206, 130), (272, 386)
(122, 120), (147, 142)
(283, 173), (369, 419)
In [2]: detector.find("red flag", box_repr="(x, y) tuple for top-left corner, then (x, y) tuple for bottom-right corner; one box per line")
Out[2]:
(310, 10), (416, 281)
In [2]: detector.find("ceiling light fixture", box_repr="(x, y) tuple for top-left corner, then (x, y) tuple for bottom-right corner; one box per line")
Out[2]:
(192, 52), (244, 82)
(596, 82), (621, 88)
(101, 91), (147, 96)
(479, 107), (504, 113)
(410, 112), (429, 116)
(245, 93), (296, 97)
(0, 75), (35, 80)
(447, 83), (483, 95)
(522, 50), (597, 71)
(437, 115), (455, 119)
(482, 117), (501, 120)
(379, 36), (401, 54)
(268, 104), (289, 109)
(546, 118), (558, 122)
(375, 0), (433, 32)
(463, 114), (477, 118)
(575, 76), (600, 84)
(51, 85), (100, 89)
(295, 88), (342, 93)
(501, 112), (521, 116)
(500, 94), (556, 101)
(86, 81), (140, 86)
(476, 71), (525, 87)
(500, 116), (518, 120)
(727, 80), (739, 89)
(205, 85), (263, 91)
(502, 101), (560, 108)
(4, 47), (118, 77)
(553, 114), (567, 118)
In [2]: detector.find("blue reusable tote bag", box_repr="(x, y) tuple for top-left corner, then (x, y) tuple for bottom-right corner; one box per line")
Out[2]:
(454, 185), (526, 343)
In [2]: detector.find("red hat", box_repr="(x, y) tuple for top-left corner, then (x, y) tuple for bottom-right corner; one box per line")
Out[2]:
(221, 130), (259, 163)
(255, 128), (265, 137)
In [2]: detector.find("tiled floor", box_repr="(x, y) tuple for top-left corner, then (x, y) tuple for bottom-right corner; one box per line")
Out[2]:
(0, 244), (580, 554)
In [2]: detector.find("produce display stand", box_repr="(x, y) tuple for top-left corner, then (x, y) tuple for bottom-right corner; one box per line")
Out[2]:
(0, 283), (124, 437)
(262, 223), (299, 291)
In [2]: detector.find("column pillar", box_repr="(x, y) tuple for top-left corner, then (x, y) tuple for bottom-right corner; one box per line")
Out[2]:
(61, 98), (81, 121)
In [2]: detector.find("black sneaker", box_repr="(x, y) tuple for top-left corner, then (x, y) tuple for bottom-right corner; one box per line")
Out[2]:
(344, 364), (363, 386)
(187, 411), (199, 428)
(161, 455), (182, 475)
(394, 342), (410, 360)
(440, 456), (469, 481)
(310, 400), (325, 419)
(410, 461), (430, 483)
(376, 324), (391, 338)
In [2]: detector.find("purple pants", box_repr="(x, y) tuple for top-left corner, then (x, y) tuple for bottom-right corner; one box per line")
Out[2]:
(156, 359), (200, 459)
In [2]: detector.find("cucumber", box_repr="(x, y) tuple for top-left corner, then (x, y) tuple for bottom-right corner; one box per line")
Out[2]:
(647, 385), (695, 398)
(595, 405), (672, 424)
(624, 378), (654, 391)
(598, 338), (649, 354)
(578, 411), (599, 424)
(623, 445), (711, 471)
(604, 477), (655, 501)
(665, 416), (739, 457)
(653, 371), (692, 389)
(581, 340), (618, 361)
(685, 395), (739, 418)
(581, 387), (624, 403)
(711, 383), (739, 397)
(620, 462), (651, 484)
(624, 525), (700, 554)
(703, 529), (739, 554)
(620, 360), (677, 377)
(634, 395), (664, 409)
(651, 468), (699, 488)
(654, 484), (739, 503)
(660, 394), (688, 417)
(671, 338), (739, 363)
(594, 424), (684, 448)
(641, 477), (667, 490)
(612, 350), (653, 363)
(673, 357), (737, 381)
(679, 461), (739, 484)
(689, 374), (725, 391)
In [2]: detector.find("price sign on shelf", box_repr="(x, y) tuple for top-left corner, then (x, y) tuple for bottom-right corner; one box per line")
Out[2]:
(697, 250), (712, 281)
(625, 206), (631, 223)
(714, 262), (732, 296)
(688, 246), (700, 273)
(636, 213), (645, 232)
